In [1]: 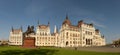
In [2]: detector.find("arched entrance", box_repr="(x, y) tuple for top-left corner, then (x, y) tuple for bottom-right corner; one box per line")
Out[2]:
(66, 41), (68, 46)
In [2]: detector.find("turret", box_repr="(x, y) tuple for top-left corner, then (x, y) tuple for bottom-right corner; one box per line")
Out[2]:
(78, 20), (84, 27)
(11, 26), (14, 32)
(37, 20), (39, 25)
(48, 21), (50, 26)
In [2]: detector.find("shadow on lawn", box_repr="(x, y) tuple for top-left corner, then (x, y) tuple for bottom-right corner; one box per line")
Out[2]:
(0, 49), (59, 55)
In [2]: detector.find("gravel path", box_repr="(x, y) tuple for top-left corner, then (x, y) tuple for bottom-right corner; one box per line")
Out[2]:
(64, 47), (120, 53)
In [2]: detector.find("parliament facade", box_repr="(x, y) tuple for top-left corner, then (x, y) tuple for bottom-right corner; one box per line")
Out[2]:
(9, 16), (105, 47)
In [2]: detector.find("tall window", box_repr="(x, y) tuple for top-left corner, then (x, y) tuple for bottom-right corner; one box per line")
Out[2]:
(85, 31), (87, 34)
(86, 39), (92, 45)
(45, 33), (47, 35)
(66, 32), (68, 36)
(40, 32), (41, 35)
(42, 33), (44, 35)
(70, 33), (72, 36)
(91, 32), (92, 35)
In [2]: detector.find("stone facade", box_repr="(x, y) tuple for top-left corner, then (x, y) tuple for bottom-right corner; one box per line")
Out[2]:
(9, 16), (106, 47)
(9, 27), (23, 45)
(59, 18), (105, 47)
(35, 22), (59, 46)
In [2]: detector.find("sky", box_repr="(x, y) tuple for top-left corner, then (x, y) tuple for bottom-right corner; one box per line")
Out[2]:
(0, 0), (120, 44)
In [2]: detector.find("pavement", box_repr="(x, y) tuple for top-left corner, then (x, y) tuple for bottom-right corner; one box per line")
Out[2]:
(64, 47), (120, 53)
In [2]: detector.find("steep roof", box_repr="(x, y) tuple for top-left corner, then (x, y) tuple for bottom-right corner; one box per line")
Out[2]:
(12, 29), (22, 34)
(38, 25), (49, 29)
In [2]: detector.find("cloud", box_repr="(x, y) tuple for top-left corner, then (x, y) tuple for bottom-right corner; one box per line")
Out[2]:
(91, 21), (106, 28)
(83, 18), (106, 28)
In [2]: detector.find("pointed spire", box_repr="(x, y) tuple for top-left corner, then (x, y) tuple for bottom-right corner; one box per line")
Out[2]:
(11, 26), (14, 32)
(20, 25), (23, 31)
(56, 27), (58, 33)
(37, 20), (39, 25)
(54, 25), (57, 33)
(66, 14), (68, 19)
(102, 35), (104, 38)
(48, 21), (50, 26)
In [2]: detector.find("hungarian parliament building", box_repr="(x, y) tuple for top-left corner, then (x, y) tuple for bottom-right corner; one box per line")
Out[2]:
(9, 16), (106, 47)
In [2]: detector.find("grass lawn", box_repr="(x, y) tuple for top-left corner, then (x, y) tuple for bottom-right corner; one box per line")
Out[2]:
(0, 46), (119, 55)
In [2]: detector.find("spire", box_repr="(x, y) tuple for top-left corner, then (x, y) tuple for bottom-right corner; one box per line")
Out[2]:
(62, 14), (71, 25)
(66, 14), (68, 19)
(11, 26), (14, 32)
(20, 25), (23, 31)
(102, 35), (105, 38)
(56, 27), (58, 33)
(48, 21), (50, 26)
(37, 20), (39, 25)
(54, 25), (57, 33)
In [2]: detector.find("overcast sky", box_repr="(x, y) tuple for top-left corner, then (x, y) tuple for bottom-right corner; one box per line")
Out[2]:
(0, 0), (120, 43)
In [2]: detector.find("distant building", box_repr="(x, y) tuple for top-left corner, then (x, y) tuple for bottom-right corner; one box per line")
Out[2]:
(0, 40), (9, 45)
(9, 27), (23, 45)
(9, 15), (105, 47)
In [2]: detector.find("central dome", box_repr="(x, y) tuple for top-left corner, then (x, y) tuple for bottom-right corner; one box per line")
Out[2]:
(62, 16), (71, 25)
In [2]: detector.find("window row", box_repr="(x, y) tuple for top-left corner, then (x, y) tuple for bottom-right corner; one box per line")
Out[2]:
(68, 28), (79, 32)
(10, 42), (22, 43)
(37, 43), (58, 45)
(37, 37), (56, 40)
(85, 31), (92, 35)
(66, 32), (80, 37)
(65, 41), (82, 45)
(39, 32), (49, 35)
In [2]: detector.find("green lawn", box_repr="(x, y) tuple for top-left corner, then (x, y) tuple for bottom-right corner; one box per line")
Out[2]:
(0, 46), (119, 55)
